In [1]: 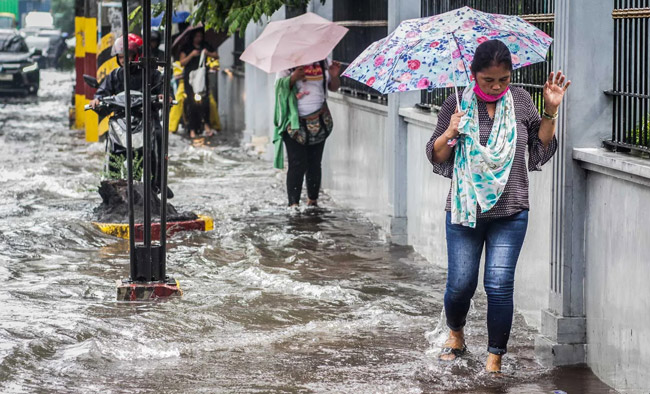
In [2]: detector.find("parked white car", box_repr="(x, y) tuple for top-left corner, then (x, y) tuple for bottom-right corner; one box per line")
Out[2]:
(23, 12), (54, 30)
(19, 12), (66, 69)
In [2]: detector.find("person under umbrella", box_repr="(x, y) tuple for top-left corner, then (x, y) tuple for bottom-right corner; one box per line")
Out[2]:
(179, 28), (218, 138)
(275, 59), (341, 208)
(426, 39), (570, 372)
(238, 12), (348, 207)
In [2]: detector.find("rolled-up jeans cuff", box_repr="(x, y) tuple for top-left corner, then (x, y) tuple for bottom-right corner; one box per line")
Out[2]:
(488, 346), (507, 355)
(446, 321), (465, 332)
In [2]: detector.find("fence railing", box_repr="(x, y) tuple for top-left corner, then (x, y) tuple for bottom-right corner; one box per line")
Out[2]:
(604, 1), (650, 154)
(333, 0), (388, 104)
(419, 0), (554, 112)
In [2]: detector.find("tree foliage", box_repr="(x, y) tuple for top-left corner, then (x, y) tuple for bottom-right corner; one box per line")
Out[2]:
(51, 0), (75, 34)
(132, 0), (325, 36)
(193, 0), (326, 35)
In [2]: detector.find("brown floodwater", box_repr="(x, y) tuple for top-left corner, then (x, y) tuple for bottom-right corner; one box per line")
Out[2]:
(0, 71), (617, 393)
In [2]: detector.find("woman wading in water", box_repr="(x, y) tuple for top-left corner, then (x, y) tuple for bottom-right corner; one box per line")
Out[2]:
(425, 40), (570, 373)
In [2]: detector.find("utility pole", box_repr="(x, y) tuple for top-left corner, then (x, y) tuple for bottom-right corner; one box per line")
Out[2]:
(116, 0), (181, 301)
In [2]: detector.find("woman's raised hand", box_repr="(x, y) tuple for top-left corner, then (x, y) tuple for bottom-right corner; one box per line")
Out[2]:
(543, 71), (571, 114)
(328, 61), (341, 77)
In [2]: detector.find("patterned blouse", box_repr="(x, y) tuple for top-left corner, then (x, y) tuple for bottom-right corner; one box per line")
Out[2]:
(425, 86), (557, 219)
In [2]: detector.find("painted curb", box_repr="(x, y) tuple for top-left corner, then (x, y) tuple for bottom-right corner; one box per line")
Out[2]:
(94, 214), (214, 242)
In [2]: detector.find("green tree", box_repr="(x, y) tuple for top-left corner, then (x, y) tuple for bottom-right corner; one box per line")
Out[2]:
(194, 0), (324, 35)
(143, 0), (325, 35)
(51, 0), (75, 34)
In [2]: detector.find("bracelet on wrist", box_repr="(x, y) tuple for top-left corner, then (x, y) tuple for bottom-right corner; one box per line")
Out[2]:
(542, 110), (558, 120)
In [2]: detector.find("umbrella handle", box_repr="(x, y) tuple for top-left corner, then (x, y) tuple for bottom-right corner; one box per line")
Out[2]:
(448, 41), (461, 147)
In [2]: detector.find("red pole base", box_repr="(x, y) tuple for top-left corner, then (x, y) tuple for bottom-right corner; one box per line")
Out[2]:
(116, 278), (183, 301)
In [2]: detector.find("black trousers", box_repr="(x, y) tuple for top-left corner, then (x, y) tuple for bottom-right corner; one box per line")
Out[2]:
(282, 132), (326, 206)
(183, 78), (210, 133)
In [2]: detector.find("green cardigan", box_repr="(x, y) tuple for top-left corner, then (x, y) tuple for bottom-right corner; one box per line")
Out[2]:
(273, 76), (299, 169)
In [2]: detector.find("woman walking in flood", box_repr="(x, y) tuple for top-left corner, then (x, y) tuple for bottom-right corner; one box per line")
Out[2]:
(273, 59), (341, 208)
(425, 40), (570, 372)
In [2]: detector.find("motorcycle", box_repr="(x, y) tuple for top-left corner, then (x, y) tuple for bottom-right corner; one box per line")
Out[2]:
(83, 74), (172, 197)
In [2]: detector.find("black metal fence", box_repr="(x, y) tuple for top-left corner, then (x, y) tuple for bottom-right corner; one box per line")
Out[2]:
(333, 0), (388, 103)
(419, 0), (554, 111)
(604, 1), (650, 154)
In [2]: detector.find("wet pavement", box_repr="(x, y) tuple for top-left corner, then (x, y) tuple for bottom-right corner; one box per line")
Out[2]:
(0, 71), (618, 393)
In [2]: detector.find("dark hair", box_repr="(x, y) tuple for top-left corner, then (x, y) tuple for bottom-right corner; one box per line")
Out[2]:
(150, 30), (161, 44)
(189, 28), (204, 41)
(470, 40), (513, 75)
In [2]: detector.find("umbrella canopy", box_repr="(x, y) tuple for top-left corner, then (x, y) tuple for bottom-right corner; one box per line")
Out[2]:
(151, 10), (190, 27)
(171, 23), (229, 59)
(342, 6), (553, 94)
(240, 12), (348, 73)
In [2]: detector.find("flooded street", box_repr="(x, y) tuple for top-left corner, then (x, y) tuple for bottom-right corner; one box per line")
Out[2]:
(0, 71), (616, 393)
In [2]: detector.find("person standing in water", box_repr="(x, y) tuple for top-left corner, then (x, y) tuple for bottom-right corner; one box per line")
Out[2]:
(425, 40), (570, 372)
(273, 59), (341, 207)
(179, 28), (219, 138)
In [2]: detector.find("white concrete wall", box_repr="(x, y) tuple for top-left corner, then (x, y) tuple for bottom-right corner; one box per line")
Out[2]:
(519, 159), (553, 328)
(322, 93), (392, 231)
(575, 149), (650, 393)
(242, 7), (288, 160)
(401, 109), (448, 267)
(217, 37), (245, 133)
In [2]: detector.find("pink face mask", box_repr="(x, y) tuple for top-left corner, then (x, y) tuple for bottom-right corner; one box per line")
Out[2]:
(473, 83), (509, 102)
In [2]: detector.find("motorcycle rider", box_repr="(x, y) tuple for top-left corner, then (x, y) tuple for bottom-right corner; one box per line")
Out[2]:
(89, 34), (172, 198)
(150, 30), (164, 62)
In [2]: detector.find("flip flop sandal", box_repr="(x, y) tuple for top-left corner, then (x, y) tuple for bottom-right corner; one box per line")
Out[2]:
(439, 344), (467, 361)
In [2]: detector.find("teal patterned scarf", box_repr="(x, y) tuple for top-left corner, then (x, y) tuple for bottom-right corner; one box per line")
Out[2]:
(451, 82), (517, 228)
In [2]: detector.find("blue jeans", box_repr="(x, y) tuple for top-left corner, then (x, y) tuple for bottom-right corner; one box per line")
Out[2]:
(444, 210), (528, 355)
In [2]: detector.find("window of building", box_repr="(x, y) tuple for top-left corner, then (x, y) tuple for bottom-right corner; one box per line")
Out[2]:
(286, 5), (306, 19)
(233, 32), (245, 71)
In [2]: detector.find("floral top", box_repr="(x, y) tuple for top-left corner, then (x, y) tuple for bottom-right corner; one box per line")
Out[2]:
(425, 86), (557, 219)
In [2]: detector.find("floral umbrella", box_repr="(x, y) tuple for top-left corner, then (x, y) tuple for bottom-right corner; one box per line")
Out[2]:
(342, 6), (553, 95)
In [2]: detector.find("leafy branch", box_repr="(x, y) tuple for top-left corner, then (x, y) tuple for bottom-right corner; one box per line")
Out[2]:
(127, 0), (326, 37)
(194, 0), (326, 36)
(102, 152), (144, 181)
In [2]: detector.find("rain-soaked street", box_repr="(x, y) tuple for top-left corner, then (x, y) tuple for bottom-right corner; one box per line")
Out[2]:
(0, 71), (616, 393)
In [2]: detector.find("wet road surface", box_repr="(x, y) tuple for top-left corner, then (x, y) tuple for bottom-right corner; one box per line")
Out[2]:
(0, 71), (617, 393)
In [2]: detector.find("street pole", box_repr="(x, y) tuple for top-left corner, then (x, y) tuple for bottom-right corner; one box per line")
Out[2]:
(142, 0), (153, 274)
(116, 0), (181, 300)
(120, 0), (136, 276)
(159, 0), (173, 275)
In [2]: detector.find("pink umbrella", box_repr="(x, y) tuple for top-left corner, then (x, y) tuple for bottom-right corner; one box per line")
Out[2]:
(240, 12), (348, 73)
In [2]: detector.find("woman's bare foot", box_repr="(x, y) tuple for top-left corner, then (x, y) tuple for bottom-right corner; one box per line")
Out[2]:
(439, 329), (466, 361)
(307, 199), (318, 207)
(189, 130), (197, 139)
(485, 353), (502, 373)
(204, 125), (216, 137)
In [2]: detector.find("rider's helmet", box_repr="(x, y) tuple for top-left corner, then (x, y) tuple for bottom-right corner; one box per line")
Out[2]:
(112, 33), (144, 63)
(150, 30), (161, 45)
